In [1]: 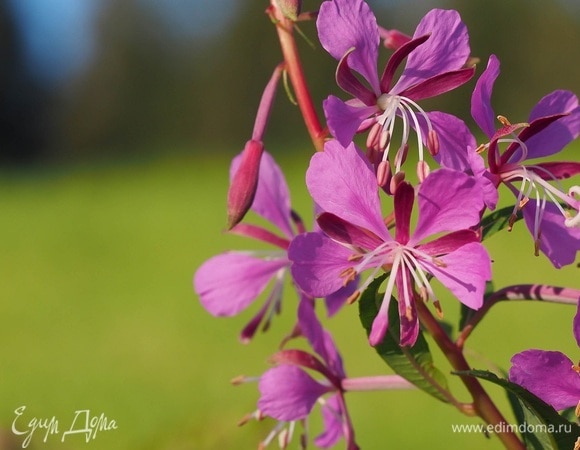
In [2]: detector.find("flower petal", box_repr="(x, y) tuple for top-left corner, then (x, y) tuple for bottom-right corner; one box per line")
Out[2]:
(522, 201), (580, 268)
(307, 140), (390, 240)
(289, 232), (355, 298)
(419, 111), (475, 171)
(574, 302), (580, 349)
(393, 9), (470, 93)
(471, 54), (500, 138)
(298, 300), (345, 377)
(231, 151), (294, 239)
(420, 242), (491, 310)
(194, 252), (287, 316)
(314, 394), (345, 448)
(317, 0), (380, 94)
(323, 96), (378, 146)
(317, 212), (384, 250)
(258, 365), (332, 421)
(410, 169), (483, 245)
(510, 350), (580, 411)
(523, 90), (580, 160)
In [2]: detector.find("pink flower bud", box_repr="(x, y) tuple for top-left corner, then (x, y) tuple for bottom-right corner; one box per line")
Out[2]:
(227, 140), (264, 229)
(378, 26), (412, 50)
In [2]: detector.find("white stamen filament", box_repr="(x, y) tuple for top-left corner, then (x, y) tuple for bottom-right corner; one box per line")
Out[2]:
(402, 250), (437, 302)
(375, 94), (434, 173)
(501, 164), (580, 236)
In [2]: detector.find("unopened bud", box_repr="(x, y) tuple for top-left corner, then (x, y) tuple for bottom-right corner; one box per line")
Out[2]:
(378, 27), (412, 50)
(274, 0), (302, 21)
(227, 140), (264, 229)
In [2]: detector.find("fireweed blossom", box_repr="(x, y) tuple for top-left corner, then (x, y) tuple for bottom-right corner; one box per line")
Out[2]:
(194, 151), (302, 342)
(251, 300), (358, 449)
(194, 151), (355, 342)
(316, 0), (475, 181)
(509, 301), (580, 412)
(471, 54), (580, 268)
(289, 140), (492, 346)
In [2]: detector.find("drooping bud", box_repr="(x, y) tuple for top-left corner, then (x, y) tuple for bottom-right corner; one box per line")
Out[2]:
(227, 140), (264, 229)
(273, 0), (302, 21)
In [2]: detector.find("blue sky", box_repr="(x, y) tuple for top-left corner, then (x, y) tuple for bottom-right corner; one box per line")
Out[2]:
(7, 0), (239, 85)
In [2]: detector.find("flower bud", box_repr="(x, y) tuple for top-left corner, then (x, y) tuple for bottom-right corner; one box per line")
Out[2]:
(274, 0), (302, 21)
(227, 140), (264, 229)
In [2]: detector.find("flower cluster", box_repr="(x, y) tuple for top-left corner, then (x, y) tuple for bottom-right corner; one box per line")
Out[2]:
(194, 0), (580, 448)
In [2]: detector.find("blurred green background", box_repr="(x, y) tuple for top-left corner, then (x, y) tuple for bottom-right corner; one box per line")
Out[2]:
(1, 0), (580, 449)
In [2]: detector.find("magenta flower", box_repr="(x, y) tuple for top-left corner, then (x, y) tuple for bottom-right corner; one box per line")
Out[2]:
(471, 54), (580, 268)
(257, 299), (358, 449)
(509, 302), (580, 411)
(289, 140), (491, 346)
(194, 151), (296, 342)
(317, 0), (475, 176)
(195, 151), (355, 342)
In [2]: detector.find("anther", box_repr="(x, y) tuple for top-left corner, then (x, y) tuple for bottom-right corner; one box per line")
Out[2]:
(433, 300), (444, 319)
(377, 160), (391, 187)
(405, 306), (413, 321)
(576, 400), (580, 419)
(508, 214), (518, 232)
(497, 115), (512, 126)
(347, 291), (361, 305)
(416, 160), (430, 183)
(231, 375), (246, 385)
(534, 236), (541, 257)
(394, 144), (409, 168)
(427, 129), (440, 156)
(348, 253), (364, 262)
(366, 122), (381, 147)
(475, 143), (487, 154)
(389, 171), (406, 195)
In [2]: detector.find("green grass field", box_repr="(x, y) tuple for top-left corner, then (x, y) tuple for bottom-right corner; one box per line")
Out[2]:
(1, 150), (579, 449)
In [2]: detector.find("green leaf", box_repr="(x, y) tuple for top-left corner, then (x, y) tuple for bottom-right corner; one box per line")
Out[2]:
(480, 205), (522, 241)
(359, 275), (450, 403)
(454, 370), (580, 449)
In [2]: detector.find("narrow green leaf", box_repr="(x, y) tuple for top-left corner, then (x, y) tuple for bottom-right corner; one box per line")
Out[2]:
(359, 275), (450, 403)
(454, 370), (580, 449)
(480, 205), (521, 241)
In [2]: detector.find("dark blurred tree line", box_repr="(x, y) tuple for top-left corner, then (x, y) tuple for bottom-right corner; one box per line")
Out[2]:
(0, 0), (579, 165)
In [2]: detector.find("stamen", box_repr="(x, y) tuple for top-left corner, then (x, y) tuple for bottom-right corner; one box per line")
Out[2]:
(346, 291), (361, 305)
(389, 171), (406, 194)
(427, 129), (440, 156)
(416, 160), (430, 182)
(394, 144), (409, 173)
(497, 115), (511, 126)
(433, 300), (444, 319)
(576, 400), (580, 419)
(377, 160), (391, 187)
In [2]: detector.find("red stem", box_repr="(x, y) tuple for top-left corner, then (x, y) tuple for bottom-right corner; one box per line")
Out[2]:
(269, 3), (327, 152)
(416, 300), (525, 450)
